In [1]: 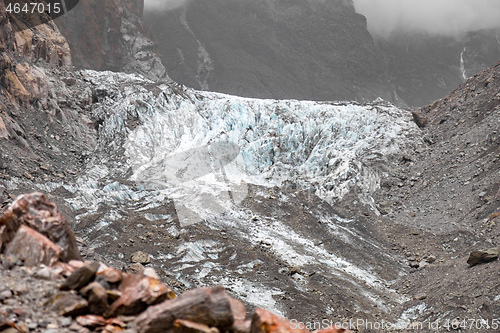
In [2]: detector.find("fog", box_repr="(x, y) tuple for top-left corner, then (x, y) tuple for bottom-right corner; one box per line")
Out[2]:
(353, 0), (500, 38)
(144, 0), (190, 12)
(144, 0), (500, 38)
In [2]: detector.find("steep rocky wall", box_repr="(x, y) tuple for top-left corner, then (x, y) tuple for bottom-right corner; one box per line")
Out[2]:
(0, 1), (96, 191)
(54, 0), (169, 81)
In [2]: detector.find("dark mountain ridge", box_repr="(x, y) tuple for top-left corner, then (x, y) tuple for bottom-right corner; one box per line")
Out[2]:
(144, 0), (394, 103)
(144, 0), (500, 107)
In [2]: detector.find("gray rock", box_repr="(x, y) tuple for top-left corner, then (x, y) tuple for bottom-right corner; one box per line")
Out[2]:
(426, 255), (437, 263)
(130, 251), (151, 265)
(60, 317), (72, 327)
(60, 261), (100, 291)
(408, 260), (420, 269)
(49, 291), (89, 316)
(0, 289), (13, 300)
(126, 263), (145, 275)
(467, 247), (499, 266)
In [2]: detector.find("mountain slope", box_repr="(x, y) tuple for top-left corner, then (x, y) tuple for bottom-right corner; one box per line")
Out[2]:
(144, 0), (500, 107)
(373, 60), (500, 328)
(144, 0), (395, 103)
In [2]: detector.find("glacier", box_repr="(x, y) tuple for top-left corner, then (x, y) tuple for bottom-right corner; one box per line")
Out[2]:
(40, 70), (423, 317)
(81, 70), (421, 222)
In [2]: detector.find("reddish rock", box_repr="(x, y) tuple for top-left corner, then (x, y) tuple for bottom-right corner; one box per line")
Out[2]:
(69, 260), (86, 269)
(312, 328), (352, 333)
(135, 286), (234, 333)
(76, 315), (107, 328)
(4, 225), (61, 267)
(0, 192), (81, 261)
(97, 264), (123, 284)
(106, 269), (175, 317)
(229, 297), (247, 322)
(58, 261), (80, 277)
(173, 319), (220, 333)
(250, 308), (309, 333)
(76, 315), (126, 329)
(233, 320), (252, 333)
(101, 324), (126, 333)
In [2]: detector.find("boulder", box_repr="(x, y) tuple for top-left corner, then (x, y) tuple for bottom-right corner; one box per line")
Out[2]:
(173, 319), (219, 333)
(0, 192), (81, 261)
(76, 315), (126, 329)
(49, 291), (89, 317)
(130, 251), (151, 265)
(411, 111), (428, 128)
(4, 225), (61, 267)
(106, 269), (175, 317)
(250, 308), (309, 333)
(229, 297), (247, 322)
(60, 261), (100, 291)
(80, 282), (109, 315)
(135, 286), (234, 333)
(467, 247), (499, 266)
(97, 264), (123, 284)
(232, 320), (252, 333)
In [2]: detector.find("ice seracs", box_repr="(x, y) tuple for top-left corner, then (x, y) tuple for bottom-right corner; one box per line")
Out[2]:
(62, 70), (421, 315)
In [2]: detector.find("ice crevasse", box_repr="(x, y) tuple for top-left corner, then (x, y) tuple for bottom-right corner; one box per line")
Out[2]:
(74, 70), (423, 225)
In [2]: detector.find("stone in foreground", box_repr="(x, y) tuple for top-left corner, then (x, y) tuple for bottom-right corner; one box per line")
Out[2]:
(0, 192), (81, 261)
(250, 308), (309, 333)
(135, 286), (234, 333)
(5, 225), (61, 267)
(60, 261), (100, 291)
(106, 269), (175, 317)
(467, 247), (499, 266)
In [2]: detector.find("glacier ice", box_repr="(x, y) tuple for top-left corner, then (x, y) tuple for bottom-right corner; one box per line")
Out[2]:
(65, 70), (422, 314)
(79, 70), (421, 226)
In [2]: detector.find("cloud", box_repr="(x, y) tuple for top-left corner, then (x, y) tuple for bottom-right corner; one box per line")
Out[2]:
(352, 0), (500, 38)
(144, 0), (190, 12)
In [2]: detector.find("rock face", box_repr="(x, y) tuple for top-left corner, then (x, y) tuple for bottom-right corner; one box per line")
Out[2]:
(145, 0), (393, 103)
(0, 1), (71, 105)
(0, 1), (97, 185)
(55, 0), (169, 81)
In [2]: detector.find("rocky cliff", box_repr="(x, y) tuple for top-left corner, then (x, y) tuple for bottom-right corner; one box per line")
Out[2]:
(376, 29), (500, 106)
(55, 0), (169, 81)
(0, 0), (96, 193)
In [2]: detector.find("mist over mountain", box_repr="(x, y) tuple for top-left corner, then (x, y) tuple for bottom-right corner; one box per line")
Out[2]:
(143, 0), (500, 106)
(353, 0), (500, 38)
